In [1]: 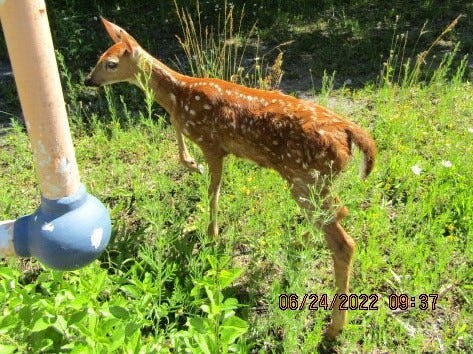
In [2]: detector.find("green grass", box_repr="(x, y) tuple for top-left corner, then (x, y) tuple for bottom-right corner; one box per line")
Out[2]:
(1, 1), (473, 352)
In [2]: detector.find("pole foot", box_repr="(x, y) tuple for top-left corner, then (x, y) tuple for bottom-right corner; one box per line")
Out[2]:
(13, 184), (111, 270)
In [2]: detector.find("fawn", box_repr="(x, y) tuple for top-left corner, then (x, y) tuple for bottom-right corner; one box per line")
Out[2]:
(85, 17), (376, 339)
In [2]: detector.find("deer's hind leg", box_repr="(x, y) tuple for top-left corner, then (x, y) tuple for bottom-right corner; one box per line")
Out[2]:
(201, 148), (226, 238)
(289, 177), (355, 340)
(321, 213), (355, 339)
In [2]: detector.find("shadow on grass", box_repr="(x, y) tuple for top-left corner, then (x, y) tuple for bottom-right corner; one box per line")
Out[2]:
(269, 1), (472, 90)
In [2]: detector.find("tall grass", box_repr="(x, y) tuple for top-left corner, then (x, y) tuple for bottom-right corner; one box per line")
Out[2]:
(380, 14), (466, 87)
(174, 0), (286, 90)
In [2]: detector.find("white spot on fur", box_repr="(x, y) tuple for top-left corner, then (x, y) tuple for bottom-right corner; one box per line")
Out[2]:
(184, 105), (189, 112)
(91, 228), (103, 249)
(209, 82), (222, 92)
(189, 109), (196, 116)
(203, 104), (212, 110)
(170, 93), (177, 104)
(195, 95), (201, 101)
(273, 140), (279, 145)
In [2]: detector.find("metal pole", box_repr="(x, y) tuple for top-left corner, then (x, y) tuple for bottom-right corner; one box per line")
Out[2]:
(0, 0), (80, 199)
(0, 0), (111, 270)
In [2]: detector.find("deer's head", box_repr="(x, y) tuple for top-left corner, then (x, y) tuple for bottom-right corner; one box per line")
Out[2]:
(84, 17), (141, 87)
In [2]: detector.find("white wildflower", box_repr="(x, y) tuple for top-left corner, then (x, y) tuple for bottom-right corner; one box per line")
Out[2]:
(468, 127), (473, 133)
(441, 160), (453, 168)
(411, 165), (422, 176)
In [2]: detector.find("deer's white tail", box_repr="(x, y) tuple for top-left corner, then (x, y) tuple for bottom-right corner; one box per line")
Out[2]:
(346, 125), (376, 179)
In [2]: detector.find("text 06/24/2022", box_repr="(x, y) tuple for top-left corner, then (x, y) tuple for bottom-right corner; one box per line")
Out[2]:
(278, 293), (439, 311)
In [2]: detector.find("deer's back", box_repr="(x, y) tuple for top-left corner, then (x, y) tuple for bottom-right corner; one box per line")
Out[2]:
(177, 78), (354, 178)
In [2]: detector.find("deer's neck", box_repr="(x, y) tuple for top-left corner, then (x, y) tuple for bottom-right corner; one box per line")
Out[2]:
(135, 50), (185, 113)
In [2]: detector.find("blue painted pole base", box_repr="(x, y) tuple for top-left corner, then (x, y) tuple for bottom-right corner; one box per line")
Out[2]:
(13, 184), (111, 271)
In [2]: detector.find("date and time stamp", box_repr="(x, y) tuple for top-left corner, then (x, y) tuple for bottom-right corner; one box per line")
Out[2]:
(278, 293), (439, 311)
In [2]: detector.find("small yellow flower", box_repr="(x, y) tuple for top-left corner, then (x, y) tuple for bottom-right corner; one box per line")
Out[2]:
(241, 186), (250, 195)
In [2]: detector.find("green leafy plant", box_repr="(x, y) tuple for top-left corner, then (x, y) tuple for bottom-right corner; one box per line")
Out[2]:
(172, 255), (248, 353)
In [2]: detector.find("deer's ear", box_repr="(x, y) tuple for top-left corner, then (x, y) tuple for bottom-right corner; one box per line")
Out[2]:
(121, 32), (138, 54)
(100, 17), (126, 43)
(100, 17), (140, 54)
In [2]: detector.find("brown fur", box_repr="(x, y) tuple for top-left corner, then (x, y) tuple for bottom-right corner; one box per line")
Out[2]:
(85, 17), (376, 340)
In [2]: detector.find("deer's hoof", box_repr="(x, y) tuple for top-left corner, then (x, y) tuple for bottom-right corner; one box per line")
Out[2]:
(323, 324), (341, 341)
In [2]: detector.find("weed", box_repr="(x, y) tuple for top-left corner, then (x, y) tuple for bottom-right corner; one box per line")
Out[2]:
(172, 255), (248, 353)
(173, 0), (288, 90)
(380, 14), (465, 88)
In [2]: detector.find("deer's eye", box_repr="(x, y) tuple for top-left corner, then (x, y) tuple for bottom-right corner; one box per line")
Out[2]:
(106, 61), (118, 70)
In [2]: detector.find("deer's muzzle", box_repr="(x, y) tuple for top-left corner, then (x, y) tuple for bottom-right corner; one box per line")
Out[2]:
(84, 76), (99, 87)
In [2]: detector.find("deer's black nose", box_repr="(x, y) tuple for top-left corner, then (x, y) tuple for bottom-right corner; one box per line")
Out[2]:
(84, 76), (98, 87)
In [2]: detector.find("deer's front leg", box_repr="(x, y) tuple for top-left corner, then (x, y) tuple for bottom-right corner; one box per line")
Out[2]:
(175, 128), (204, 174)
